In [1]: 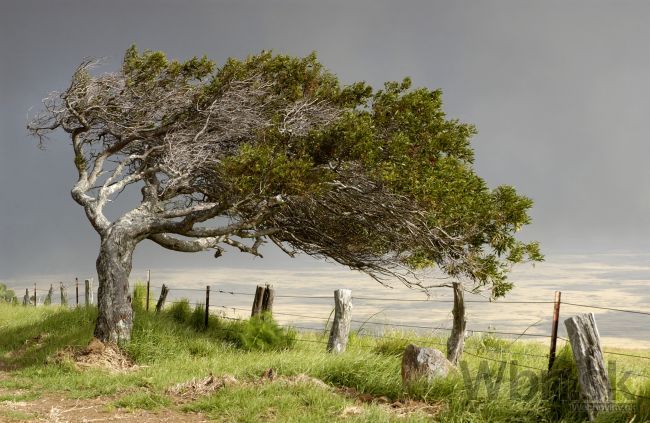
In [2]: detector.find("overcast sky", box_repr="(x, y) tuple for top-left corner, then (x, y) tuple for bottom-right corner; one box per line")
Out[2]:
(2, 0), (650, 282)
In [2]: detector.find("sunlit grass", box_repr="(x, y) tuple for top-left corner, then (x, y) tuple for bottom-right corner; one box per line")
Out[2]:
(0, 302), (648, 422)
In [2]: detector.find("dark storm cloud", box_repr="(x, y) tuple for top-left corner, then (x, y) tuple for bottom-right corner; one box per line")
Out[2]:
(2, 0), (650, 280)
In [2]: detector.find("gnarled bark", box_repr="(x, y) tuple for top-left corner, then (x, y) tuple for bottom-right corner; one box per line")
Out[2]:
(446, 282), (466, 365)
(94, 227), (138, 343)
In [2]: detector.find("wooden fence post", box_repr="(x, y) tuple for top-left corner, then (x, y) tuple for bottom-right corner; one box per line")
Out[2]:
(146, 270), (151, 311)
(33, 284), (37, 306)
(85, 279), (93, 306)
(44, 284), (53, 306)
(205, 285), (210, 329)
(251, 285), (265, 317)
(155, 284), (169, 313)
(75, 278), (79, 307)
(261, 284), (275, 315)
(564, 313), (611, 421)
(327, 289), (352, 353)
(60, 282), (68, 307)
(548, 291), (562, 370)
(22, 289), (29, 306)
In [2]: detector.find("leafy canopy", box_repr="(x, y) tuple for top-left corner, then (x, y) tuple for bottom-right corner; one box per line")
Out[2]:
(30, 47), (541, 297)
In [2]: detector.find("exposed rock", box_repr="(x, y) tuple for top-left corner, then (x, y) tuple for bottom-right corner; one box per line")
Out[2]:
(401, 344), (455, 385)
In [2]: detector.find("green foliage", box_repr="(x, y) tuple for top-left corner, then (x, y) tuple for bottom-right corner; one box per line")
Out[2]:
(0, 283), (17, 303)
(218, 313), (297, 352)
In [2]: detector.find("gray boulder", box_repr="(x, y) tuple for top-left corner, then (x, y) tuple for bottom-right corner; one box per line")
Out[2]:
(401, 344), (456, 385)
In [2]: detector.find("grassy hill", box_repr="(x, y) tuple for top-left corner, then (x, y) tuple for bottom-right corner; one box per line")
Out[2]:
(0, 301), (648, 422)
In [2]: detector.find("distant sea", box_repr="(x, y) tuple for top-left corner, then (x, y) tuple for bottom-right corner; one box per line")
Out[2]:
(6, 253), (650, 349)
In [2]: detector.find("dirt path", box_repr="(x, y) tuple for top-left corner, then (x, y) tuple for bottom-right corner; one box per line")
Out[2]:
(0, 382), (208, 423)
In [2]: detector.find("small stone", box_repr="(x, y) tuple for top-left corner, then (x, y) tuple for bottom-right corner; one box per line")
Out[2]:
(401, 344), (455, 385)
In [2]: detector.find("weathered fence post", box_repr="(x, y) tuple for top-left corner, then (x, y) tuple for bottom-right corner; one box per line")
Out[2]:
(251, 285), (265, 317)
(33, 284), (37, 306)
(44, 284), (53, 305)
(146, 270), (151, 311)
(261, 284), (275, 315)
(60, 282), (68, 307)
(22, 289), (29, 306)
(84, 279), (93, 306)
(548, 291), (562, 370)
(205, 285), (210, 329)
(155, 284), (169, 313)
(327, 289), (352, 353)
(564, 313), (611, 421)
(75, 278), (79, 307)
(446, 282), (466, 365)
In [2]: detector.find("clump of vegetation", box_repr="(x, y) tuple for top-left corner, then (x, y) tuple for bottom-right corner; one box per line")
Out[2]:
(625, 379), (650, 423)
(544, 345), (585, 421)
(0, 283), (17, 303)
(131, 282), (152, 312)
(167, 299), (192, 324)
(215, 313), (296, 352)
(372, 333), (413, 356)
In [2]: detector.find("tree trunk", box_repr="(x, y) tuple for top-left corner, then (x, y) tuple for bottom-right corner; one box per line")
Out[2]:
(94, 228), (138, 344)
(447, 282), (466, 365)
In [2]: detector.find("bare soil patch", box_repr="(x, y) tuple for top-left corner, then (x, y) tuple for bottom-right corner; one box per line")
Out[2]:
(0, 394), (208, 422)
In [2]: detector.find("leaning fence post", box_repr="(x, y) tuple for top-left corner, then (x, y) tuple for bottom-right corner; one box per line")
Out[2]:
(564, 313), (611, 421)
(44, 284), (53, 306)
(548, 291), (562, 370)
(251, 285), (265, 317)
(155, 284), (169, 313)
(84, 279), (93, 306)
(60, 282), (68, 307)
(261, 284), (275, 315)
(205, 285), (210, 329)
(327, 289), (352, 353)
(146, 270), (151, 311)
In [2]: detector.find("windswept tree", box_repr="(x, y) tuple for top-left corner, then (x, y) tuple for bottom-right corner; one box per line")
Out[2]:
(29, 47), (541, 345)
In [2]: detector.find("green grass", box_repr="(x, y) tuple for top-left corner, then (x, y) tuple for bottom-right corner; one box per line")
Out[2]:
(0, 303), (648, 422)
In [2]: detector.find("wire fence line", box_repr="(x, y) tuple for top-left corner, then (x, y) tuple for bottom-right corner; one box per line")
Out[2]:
(5, 280), (650, 361)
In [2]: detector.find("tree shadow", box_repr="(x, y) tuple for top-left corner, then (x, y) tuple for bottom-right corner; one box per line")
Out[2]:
(0, 306), (97, 371)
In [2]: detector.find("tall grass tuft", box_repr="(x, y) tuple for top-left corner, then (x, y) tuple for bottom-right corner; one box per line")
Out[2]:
(131, 282), (148, 312)
(544, 345), (586, 421)
(189, 303), (205, 331)
(219, 313), (296, 351)
(167, 299), (191, 324)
